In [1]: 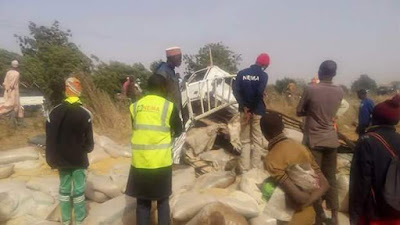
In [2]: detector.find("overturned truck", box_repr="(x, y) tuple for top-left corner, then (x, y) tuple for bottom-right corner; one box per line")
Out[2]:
(175, 66), (354, 175)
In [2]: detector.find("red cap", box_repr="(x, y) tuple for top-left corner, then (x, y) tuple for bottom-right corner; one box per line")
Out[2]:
(372, 94), (400, 125)
(256, 53), (270, 67)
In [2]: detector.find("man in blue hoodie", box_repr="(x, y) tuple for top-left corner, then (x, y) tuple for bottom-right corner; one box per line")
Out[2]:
(356, 89), (374, 136)
(233, 53), (270, 172)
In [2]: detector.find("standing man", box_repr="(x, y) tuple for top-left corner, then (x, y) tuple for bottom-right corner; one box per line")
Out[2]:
(356, 89), (374, 136)
(0, 60), (24, 122)
(154, 47), (183, 116)
(233, 53), (270, 172)
(46, 77), (94, 225)
(297, 60), (343, 225)
(125, 74), (182, 225)
(122, 76), (137, 102)
(349, 95), (400, 225)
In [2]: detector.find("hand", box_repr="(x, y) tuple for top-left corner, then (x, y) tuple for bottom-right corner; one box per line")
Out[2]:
(243, 107), (252, 124)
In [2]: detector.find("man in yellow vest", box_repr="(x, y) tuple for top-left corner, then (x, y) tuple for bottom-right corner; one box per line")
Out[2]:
(125, 74), (182, 225)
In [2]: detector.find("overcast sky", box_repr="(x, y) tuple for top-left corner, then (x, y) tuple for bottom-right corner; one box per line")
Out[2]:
(0, 0), (399, 85)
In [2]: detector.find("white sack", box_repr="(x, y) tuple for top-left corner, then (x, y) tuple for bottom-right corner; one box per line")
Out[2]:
(240, 168), (269, 206)
(186, 202), (248, 225)
(172, 166), (196, 193)
(192, 171), (236, 190)
(0, 179), (26, 193)
(199, 149), (233, 170)
(172, 189), (259, 222)
(249, 213), (278, 225)
(0, 164), (14, 179)
(284, 128), (304, 144)
(28, 191), (58, 220)
(84, 195), (137, 225)
(337, 174), (350, 213)
(185, 125), (219, 155)
(88, 145), (110, 164)
(0, 188), (34, 222)
(228, 114), (241, 151)
(86, 172), (122, 198)
(13, 160), (43, 170)
(97, 135), (131, 158)
(287, 164), (319, 192)
(264, 187), (295, 221)
(85, 189), (110, 203)
(0, 147), (39, 164)
(26, 177), (59, 197)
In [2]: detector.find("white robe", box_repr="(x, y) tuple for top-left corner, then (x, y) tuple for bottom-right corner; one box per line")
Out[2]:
(0, 69), (23, 118)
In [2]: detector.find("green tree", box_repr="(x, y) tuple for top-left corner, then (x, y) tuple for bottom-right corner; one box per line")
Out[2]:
(15, 21), (92, 105)
(0, 49), (21, 83)
(92, 61), (152, 97)
(351, 74), (378, 93)
(150, 59), (163, 73)
(183, 42), (241, 75)
(275, 77), (296, 94)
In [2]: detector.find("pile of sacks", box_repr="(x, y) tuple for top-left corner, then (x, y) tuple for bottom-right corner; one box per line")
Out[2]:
(170, 166), (351, 225)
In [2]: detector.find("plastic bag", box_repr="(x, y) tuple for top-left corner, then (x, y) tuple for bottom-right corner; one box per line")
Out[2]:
(286, 164), (319, 192)
(192, 171), (236, 190)
(186, 202), (248, 225)
(0, 147), (39, 165)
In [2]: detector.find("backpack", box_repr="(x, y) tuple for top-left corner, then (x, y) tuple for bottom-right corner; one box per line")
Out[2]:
(369, 132), (400, 211)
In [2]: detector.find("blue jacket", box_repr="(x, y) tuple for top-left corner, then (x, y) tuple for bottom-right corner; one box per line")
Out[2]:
(359, 98), (374, 126)
(233, 65), (268, 115)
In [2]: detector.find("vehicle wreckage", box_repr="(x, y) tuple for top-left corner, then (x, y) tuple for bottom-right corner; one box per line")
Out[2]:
(174, 66), (355, 175)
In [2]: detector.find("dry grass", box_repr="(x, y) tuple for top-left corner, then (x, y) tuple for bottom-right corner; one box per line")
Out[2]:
(265, 86), (400, 141)
(80, 76), (131, 144)
(0, 111), (45, 151)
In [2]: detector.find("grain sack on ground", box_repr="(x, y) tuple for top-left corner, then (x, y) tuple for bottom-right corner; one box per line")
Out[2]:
(185, 125), (219, 155)
(249, 213), (278, 225)
(84, 195), (137, 225)
(0, 147), (39, 165)
(199, 149), (233, 170)
(240, 168), (269, 206)
(172, 166), (196, 193)
(26, 177), (59, 197)
(337, 174), (350, 213)
(186, 202), (248, 225)
(0, 164), (14, 179)
(192, 171), (236, 190)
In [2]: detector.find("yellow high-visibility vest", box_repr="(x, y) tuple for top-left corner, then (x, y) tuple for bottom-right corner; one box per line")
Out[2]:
(129, 95), (174, 169)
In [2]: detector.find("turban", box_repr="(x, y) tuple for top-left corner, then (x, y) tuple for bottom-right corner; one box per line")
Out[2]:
(372, 94), (400, 125)
(166, 47), (181, 57)
(65, 77), (82, 97)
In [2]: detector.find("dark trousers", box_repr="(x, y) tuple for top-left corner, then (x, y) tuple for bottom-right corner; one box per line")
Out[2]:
(137, 198), (170, 225)
(310, 147), (339, 216)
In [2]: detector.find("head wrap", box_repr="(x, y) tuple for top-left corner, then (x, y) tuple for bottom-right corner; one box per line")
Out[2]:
(256, 53), (270, 67)
(65, 77), (82, 97)
(372, 94), (400, 125)
(166, 47), (182, 57)
(318, 60), (337, 77)
(11, 60), (18, 68)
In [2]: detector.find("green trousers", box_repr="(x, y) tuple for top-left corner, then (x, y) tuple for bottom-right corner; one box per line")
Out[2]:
(58, 169), (87, 225)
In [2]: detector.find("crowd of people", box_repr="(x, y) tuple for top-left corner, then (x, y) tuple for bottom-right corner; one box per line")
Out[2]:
(1, 46), (399, 225)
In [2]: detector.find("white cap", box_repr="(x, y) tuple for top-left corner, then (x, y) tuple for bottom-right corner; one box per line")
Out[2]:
(166, 47), (182, 57)
(11, 60), (19, 68)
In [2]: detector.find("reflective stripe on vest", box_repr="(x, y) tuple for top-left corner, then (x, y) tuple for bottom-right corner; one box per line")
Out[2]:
(129, 95), (173, 169)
